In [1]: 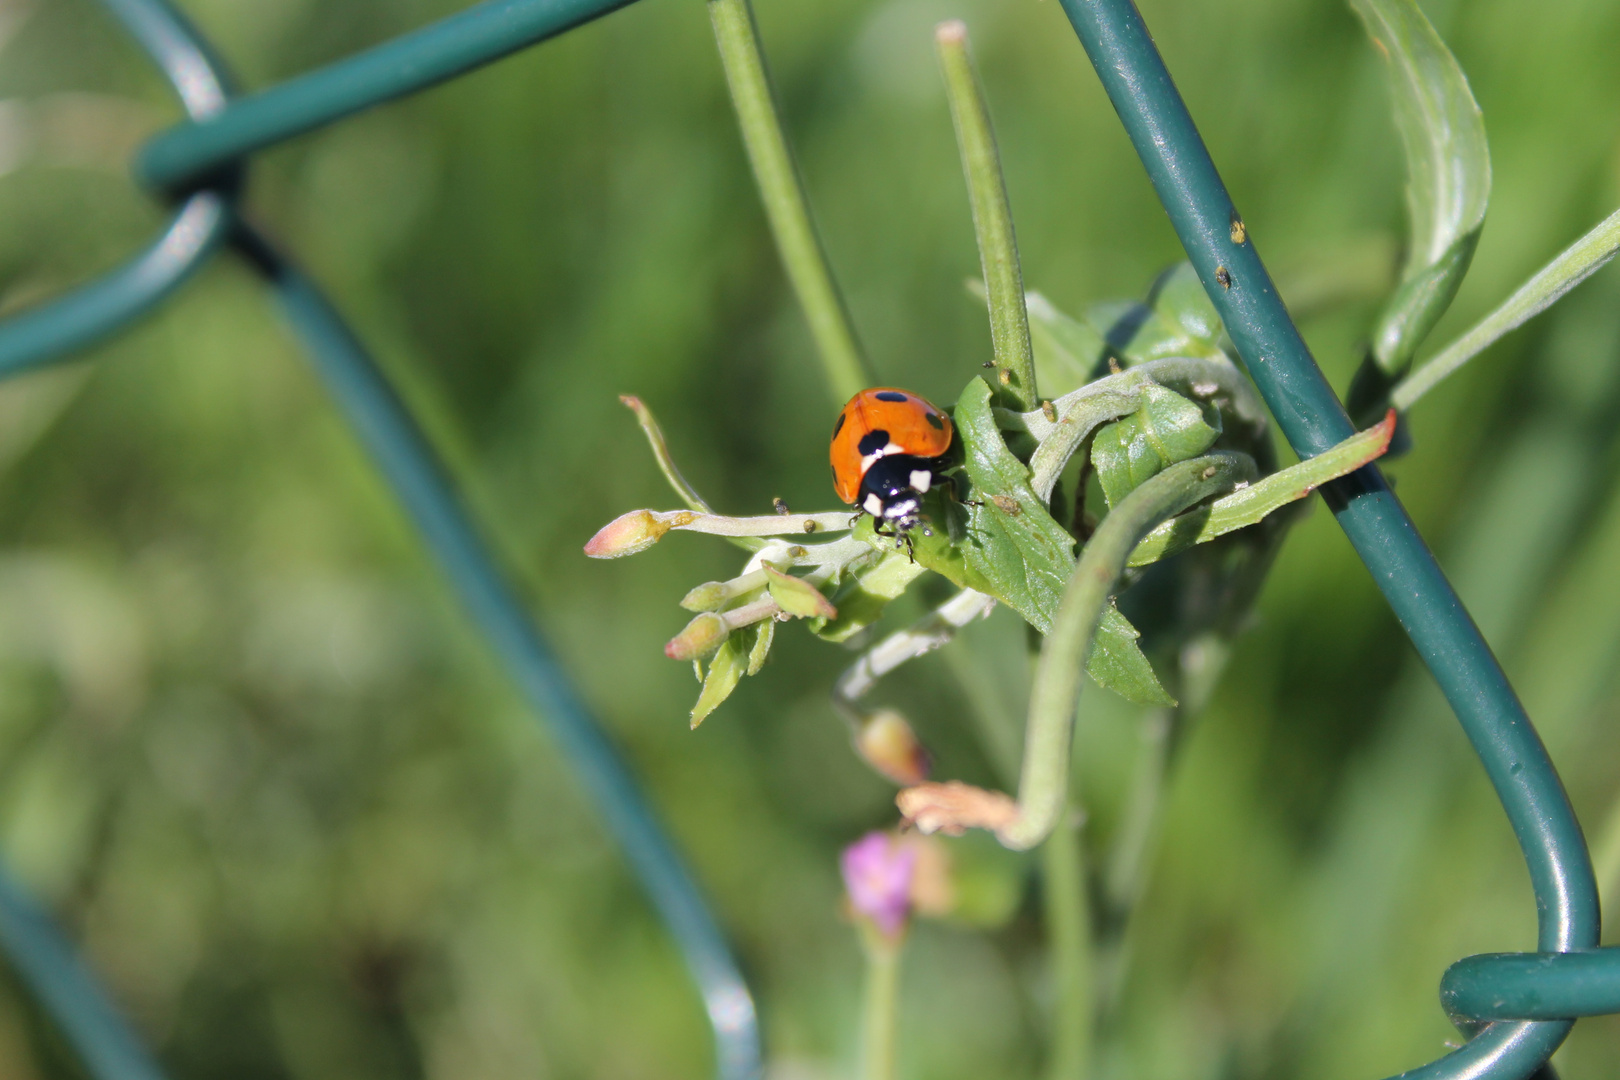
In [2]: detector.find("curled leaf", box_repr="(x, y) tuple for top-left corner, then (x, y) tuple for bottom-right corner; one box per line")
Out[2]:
(1128, 411), (1396, 565)
(1091, 383), (1221, 507)
(1350, 0), (1490, 375)
(954, 378), (1174, 705)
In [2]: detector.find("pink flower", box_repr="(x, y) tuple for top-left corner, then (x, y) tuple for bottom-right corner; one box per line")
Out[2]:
(840, 831), (917, 937)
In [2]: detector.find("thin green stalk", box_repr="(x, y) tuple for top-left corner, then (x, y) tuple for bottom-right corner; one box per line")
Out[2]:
(1093, 707), (1171, 1016)
(860, 931), (902, 1080)
(1102, 707), (1171, 915)
(999, 453), (1249, 850)
(1393, 207), (1620, 410)
(1042, 814), (1093, 1080)
(708, 0), (870, 405)
(1593, 790), (1620, 939)
(936, 21), (1038, 412)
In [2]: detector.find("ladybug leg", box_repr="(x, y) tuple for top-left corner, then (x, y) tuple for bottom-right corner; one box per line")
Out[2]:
(942, 472), (983, 509)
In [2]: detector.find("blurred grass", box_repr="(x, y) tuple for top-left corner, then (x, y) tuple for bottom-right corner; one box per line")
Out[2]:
(1, 0), (1619, 1077)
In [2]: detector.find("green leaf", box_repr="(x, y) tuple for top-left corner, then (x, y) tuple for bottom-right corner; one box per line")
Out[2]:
(953, 378), (1173, 706)
(1128, 411), (1395, 566)
(1023, 264), (1229, 397)
(746, 618), (775, 675)
(955, 378), (1077, 633)
(1144, 262), (1226, 355)
(1089, 603), (1176, 706)
(1393, 206), (1620, 411)
(1089, 265), (1228, 368)
(1092, 384), (1221, 508)
(1350, 0), (1490, 375)
(813, 545), (927, 642)
(690, 625), (755, 728)
(1026, 291), (1109, 396)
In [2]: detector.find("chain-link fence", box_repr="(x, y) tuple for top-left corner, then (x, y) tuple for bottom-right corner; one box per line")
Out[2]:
(1, 0), (1617, 1078)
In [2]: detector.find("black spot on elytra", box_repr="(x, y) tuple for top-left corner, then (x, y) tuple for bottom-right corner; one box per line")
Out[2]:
(832, 412), (846, 438)
(874, 390), (908, 403)
(857, 429), (891, 456)
(925, 412), (944, 430)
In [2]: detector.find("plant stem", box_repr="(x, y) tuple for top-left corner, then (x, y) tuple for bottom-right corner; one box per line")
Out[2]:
(708, 0), (871, 405)
(1593, 789), (1620, 939)
(860, 931), (902, 1080)
(936, 21), (1037, 411)
(999, 453), (1249, 850)
(1042, 813), (1093, 1080)
(1393, 206), (1620, 410)
(1092, 706), (1171, 1014)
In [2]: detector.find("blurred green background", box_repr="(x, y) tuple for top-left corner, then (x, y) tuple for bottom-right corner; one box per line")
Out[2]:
(1, 0), (1619, 1076)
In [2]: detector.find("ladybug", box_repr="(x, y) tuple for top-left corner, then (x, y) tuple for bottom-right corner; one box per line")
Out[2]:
(830, 388), (955, 543)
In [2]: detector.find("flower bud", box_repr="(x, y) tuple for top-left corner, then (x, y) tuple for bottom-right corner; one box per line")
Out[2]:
(584, 510), (671, 558)
(680, 568), (768, 612)
(665, 612), (729, 661)
(763, 565), (836, 619)
(855, 710), (931, 786)
(680, 581), (733, 612)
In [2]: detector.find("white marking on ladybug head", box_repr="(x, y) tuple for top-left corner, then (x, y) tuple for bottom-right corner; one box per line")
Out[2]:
(859, 443), (906, 472)
(863, 493), (884, 516)
(909, 469), (932, 493)
(884, 498), (919, 520)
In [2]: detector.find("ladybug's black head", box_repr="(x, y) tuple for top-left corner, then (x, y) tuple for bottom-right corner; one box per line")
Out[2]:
(859, 454), (946, 536)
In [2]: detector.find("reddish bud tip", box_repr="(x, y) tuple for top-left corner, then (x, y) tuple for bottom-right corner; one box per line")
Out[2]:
(1374, 408), (1398, 455)
(665, 612), (729, 661)
(585, 510), (670, 558)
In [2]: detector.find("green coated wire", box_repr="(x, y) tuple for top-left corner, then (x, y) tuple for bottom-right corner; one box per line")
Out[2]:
(0, 867), (167, 1080)
(1058, 1), (1605, 1076)
(138, 0), (645, 194)
(230, 221), (762, 1079)
(0, 0), (762, 1077)
(1442, 949), (1620, 1022)
(0, 2), (234, 1074)
(0, 192), (230, 377)
(0, 0), (1615, 1071)
(0, 0), (235, 377)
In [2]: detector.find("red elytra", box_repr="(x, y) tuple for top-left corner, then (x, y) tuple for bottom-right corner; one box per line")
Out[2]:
(829, 388), (954, 505)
